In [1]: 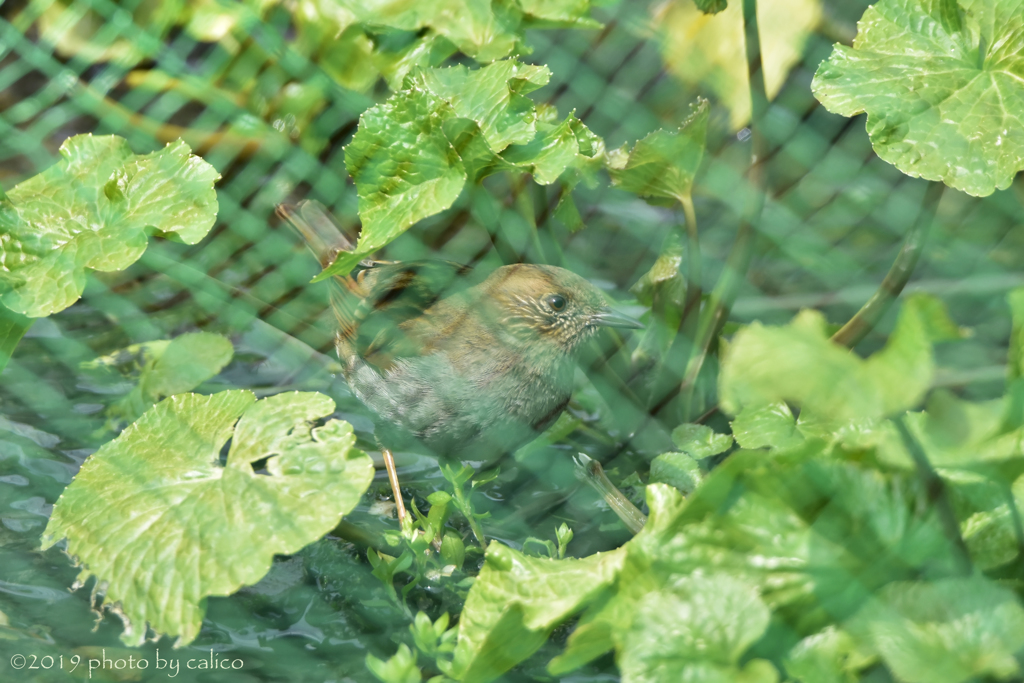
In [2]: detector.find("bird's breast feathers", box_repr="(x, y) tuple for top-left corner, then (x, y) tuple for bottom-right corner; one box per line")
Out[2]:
(348, 347), (573, 457)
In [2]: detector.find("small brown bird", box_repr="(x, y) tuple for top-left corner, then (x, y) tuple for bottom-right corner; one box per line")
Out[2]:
(278, 200), (640, 526)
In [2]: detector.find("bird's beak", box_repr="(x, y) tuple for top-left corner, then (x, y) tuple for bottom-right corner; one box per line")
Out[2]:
(591, 308), (644, 329)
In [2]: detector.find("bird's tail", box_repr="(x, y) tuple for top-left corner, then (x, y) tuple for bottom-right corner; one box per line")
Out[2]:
(276, 199), (356, 270)
(276, 199), (369, 350)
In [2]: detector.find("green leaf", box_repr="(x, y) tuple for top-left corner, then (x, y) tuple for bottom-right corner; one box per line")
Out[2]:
(294, 0), (599, 94)
(720, 309), (861, 421)
(784, 626), (873, 683)
(451, 542), (625, 683)
(846, 577), (1024, 683)
(517, 0), (602, 28)
(608, 98), (709, 204)
(41, 390), (373, 646)
(729, 402), (803, 450)
(555, 523), (574, 558)
(320, 60), (573, 280)
(441, 532), (466, 570)
(139, 332), (234, 399)
(655, 470), (811, 594)
(0, 303), (32, 375)
(425, 492), (452, 542)
(630, 233), (686, 309)
(342, 0), (518, 62)
(427, 490), (453, 505)
(423, 62), (606, 192)
(650, 452), (703, 495)
(333, 86), (468, 279)
(522, 536), (558, 558)
(90, 333), (235, 427)
(0, 134), (219, 317)
(693, 0), (728, 13)
(671, 423), (733, 458)
(502, 112), (603, 185)
(905, 291), (969, 341)
(410, 60), (552, 153)
(411, 611), (454, 658)
(629, 233), (687, 366)
(552, 477), (810, 675)
(882, 392), (1024, 468)
(655, 0), (822, 130)
(554, 184), (584, 231)
(800, 459), (963, 619)
(719, 294), (957, 429)
(961, 506), (1019, 570)
(620, 574), (774, 683)
(866, 296), (965, 415)
(547, 485), (689, 675)
(367, 644), (422, 683)
(812, 0), (1024, 196)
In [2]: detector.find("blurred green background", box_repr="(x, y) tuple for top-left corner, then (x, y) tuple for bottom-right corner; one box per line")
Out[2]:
(1, 0), (1023, 680)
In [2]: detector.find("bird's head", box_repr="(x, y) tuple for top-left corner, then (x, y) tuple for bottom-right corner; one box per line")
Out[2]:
(483, 264), (642, 356)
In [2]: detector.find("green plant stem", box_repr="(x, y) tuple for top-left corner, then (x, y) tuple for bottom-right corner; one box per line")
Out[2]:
(453, 484), (486, 547)
(680, 0), (767, 420)
(894, 417), (972, 577)
(680, 195), (702, 324)
(0, 304), (32, 375)
(521, 177), (548, 262)
(742, 0), (769, 122)
(831, 182), (945, 348)
(481, 180), (525, 265)
(331, 519), (390, 554)
(573, 453), (647, 534)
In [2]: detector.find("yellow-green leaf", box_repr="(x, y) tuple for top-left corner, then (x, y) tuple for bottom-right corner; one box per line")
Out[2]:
(41, 391), (373, 646)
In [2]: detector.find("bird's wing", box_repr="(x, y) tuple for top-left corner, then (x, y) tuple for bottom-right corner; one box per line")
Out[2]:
(277, 199), (479, 372)
(349, 260), (475, 371)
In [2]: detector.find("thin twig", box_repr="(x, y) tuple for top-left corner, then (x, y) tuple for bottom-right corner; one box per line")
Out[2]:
(894, 417), (972, 577)
(381, 447), (412, 535)
(831, 182), (945, 348)
(573, 453), (647, 534)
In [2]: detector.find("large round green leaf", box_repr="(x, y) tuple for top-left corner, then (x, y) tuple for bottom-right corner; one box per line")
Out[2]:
(41, 390), (373, 646)
(812, 0), (1024, 196)
(847, 578), (1024, 683)
(0, 134), (219, 317)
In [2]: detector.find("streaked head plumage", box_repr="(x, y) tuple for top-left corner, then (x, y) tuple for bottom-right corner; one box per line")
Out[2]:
(484, 264), (638, 353)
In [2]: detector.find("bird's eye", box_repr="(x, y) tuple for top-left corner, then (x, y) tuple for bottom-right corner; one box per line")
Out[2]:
(545, 294), (567, 312)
